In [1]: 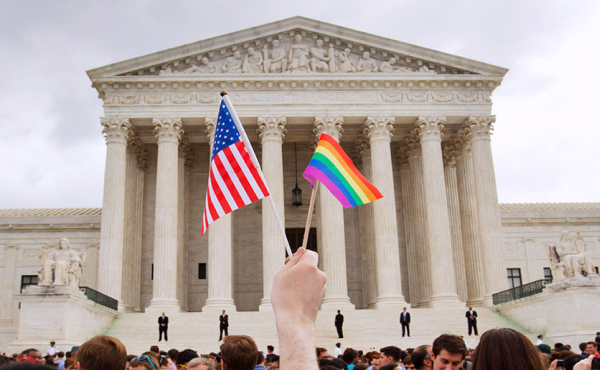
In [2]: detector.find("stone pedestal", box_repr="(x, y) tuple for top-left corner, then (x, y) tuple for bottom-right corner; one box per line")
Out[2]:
(10, 286), (119, 352)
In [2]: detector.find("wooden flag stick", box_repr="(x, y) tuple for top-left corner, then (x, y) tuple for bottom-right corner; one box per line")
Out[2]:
(301, 182), (319, 250)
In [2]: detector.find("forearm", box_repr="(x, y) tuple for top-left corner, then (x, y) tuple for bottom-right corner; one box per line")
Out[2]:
(276, 317), (317, 370)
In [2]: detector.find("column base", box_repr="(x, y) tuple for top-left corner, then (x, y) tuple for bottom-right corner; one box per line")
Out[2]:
(375, 295), (408, 308)
(202, 298), (237, 313)
(481, 295), (494, 308)
(466, 297), (486, 307)
(259, 298), (274, 312)
(321, 296), (354, 310)
(147, 298), (181, 314)
(428, 294), (464, 308)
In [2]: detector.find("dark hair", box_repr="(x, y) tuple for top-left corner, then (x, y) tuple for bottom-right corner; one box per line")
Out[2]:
(554, 343), (564, 350)
(579, 343), (588, 352)
(129, 354), (160, 370)
(220, 335), (258, 370)
(587, 341), (599, 349)
(564, 354), (585, 370)
(318, 359), (345, 370)
(177, 349), (199, 366)
(354, 364), (368, 370)
(150, 345), (159, 354)
(403, 356), (413, 366)
(380, 346), (401, 363)
(537, 335), (543, 339)
(336, 343), (341, 348)
(342, 348), (358, 365)
(256, 351), (264, 365)
(0, 364), (57, 370)
(57, 352), (64, 359)
(168, 349), (178, 363)
(77, 335), (127, 370)
(267, 345), (274, 352)
(432, 334), (467, 360)
(411, 345), (431, 370)
(316, 348), (329, 358)
(380, 364), (399, 370)
(471, 328), (546, 370)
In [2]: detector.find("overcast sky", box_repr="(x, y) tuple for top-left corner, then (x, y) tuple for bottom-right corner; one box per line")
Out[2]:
(1, 0), (598, 209)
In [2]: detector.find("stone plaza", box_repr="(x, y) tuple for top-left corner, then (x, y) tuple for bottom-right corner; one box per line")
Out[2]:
(1, 17), (599, 353)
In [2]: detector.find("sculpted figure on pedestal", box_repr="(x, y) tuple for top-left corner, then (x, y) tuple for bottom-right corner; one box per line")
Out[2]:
(222, 51), (243, 73)
(309, 40), (332, 73)
(336, 48), (356, 73)
(287, 34), (310, 73)
(39, 238), (84, 288)
(242, 47), (264, 73)
(357, 51), (378, 73)
(263, 40), (287, 73)
(546, 231), (597, 282)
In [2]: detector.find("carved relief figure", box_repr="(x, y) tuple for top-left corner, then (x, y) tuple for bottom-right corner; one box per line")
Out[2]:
(379, 57), (397, 73)
(309, 40), (331, 73)
(39, 238), (84, 288)
(242, 47), (264, 73)
(287, 34), (310, 73)
(222, 51), (243, 73)
(337, 48), (356, 73)
(185, 57), (218, 74)
(263, 40), (287, 73)
(546, 231), (597, 282)
(357, 51), (378, 73)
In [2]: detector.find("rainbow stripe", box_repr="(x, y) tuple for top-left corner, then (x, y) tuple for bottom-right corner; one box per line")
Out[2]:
(303, 133), (383, 208)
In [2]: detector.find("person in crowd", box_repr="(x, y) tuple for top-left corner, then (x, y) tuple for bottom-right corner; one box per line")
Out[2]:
(46, 342), (58, 357)
(255, 351), (266, 370)
(578, 343), (590, 358)
(64, 358), (75, 370)
(76, 335), (127, 370)
(130, 353), (160, 370)
(317, 348), (332, 360)
(595, 332), (600, 345)
(370, 354), (382, 370)
(188, 357), (216, 370)
(431, 334), (467, 370)
(343, 348), (359, 370)
(404, 356), (416, 370)
(265, 346), (277, 363)
(537, 344), (552, 355)
(54, 352), (65, 367)
(219, 335), (258, 370)
(150, 346), (160, 355)
(380, 365), (399, 370)
(471, 328), (546, 370)
(586, 341), (599, 356)
(379, 347), (402, 367)
(411, 346), (432, 370)
(268, 355), (280, 370)
(176, 349), (199, 369)
(563, 354), (585, 370)
(334, 343), (343, 359)
(536, 335), (544, 345)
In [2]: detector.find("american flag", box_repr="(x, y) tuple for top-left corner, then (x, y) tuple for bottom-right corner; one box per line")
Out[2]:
(201, 100), (270, 236)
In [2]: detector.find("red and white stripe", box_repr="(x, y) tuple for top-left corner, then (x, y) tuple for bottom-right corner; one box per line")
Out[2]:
(201, 141), (269, 236)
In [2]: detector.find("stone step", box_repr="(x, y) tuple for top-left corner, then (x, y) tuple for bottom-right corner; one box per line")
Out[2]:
(106, 307), (537, 355)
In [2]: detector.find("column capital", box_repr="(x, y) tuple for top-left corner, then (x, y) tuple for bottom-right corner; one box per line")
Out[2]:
(442, 140), (458, 168)
(353, 135), (370, 163)
(205, 117), (216, 146)
(257, 116), (286, 143)
(395, 145), (410, 168)
(153, 117), (183, 144)
(414, 115), (446, 142)
(101, 117), (132, 144)
(364, 115), (395, 142)
(401, 134), (421, 157)
(465, 115), (495, 141)
(179, 136), (194, 168)
(128, 137), (148, 170)
(313, 115), (343, 142)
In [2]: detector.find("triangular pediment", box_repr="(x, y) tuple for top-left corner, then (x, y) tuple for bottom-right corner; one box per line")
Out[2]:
(87, 17), (507, 79)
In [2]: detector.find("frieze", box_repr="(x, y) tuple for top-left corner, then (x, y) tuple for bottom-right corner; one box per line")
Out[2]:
(103, 90), (491, 106)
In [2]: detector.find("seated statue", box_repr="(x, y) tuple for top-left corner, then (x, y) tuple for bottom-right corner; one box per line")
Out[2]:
(39, 238), (84, 288)
(546, 231), (597, 282)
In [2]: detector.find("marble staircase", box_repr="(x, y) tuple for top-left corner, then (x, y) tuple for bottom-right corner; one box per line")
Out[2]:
(106, 306), (536, 355)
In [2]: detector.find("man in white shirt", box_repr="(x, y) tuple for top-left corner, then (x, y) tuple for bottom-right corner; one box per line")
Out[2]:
(334, 343), (343, 358)
(536, 335), (544, 345)
(47, 341), (58, 356)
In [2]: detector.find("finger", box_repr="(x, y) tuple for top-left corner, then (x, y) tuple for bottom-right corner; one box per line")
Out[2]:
(281, 247), (306, 270)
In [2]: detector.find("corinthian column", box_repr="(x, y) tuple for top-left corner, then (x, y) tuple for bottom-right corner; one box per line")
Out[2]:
(454, 131), (485, 305)
(98, 117), (131, 308)
(177, 136), (193, 311)
(442, 142), (468, 302)
(314, 115), (352, 306)
(257, 116), (286, 310)
(355, 136), (377, 308)
(415, 116), (460, 306)
(149, 117), (183, 310)
(364, 115), (406, 306)
(465, 116), (507, 303)
(203, 117), (236, 311)
(396, 145), (419, 306)
(405, 136), (432, 306)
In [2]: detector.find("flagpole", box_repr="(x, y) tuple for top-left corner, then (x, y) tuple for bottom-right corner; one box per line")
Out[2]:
(220, 91), (293, 258)
(301, 182), (318, 250)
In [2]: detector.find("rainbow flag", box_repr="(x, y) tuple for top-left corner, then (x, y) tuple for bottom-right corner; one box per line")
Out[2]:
(303, 133), (383, 208)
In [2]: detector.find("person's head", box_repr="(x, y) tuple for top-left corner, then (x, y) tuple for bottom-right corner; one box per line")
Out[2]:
(579, 342), (588, 353)
(317, 348), (330, 360)
(337, 310), (341, 314)
(57, 352), (64, 359)
(586, 341), (599, 355)
(176, 349), (199, 369)
(161, 312), (165, 316)
(168, 349), (178, 364)
(220, 335), (258, 370)
(150, 346), (159, 354)
(537, 335), (543, 340)
(66, 352), (72, 359)
(403, 307), (407, 312)
(222, 310), (226, 315)
(564, 354), (585, 370)
(380, 346), (401, 365)
(267, 345), (274, 354)
(270, 356), (279, 370)
(188, 357), (215, 370)
(468, 307), (472, 310)
(554, 343), (564, 351)
(431, 334), (467, 370)
(76, 335), (127, 370)
(371, 355), (382, 370)
(471, 328), (546, 370)
(342, 348), (358, 365)
(50, 341), (56, 347)
(25, 350), (44, 364)
(129, 355), (160, 370)
(404, 356), (415, 370)
(336, 343), (341, 349)
(380, 364), (399, 370)
(537, 344), (551, 355)
(411, 345), (432, 370)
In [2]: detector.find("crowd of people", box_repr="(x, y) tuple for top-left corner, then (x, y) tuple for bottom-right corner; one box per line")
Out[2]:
(0, 249), (598, 370)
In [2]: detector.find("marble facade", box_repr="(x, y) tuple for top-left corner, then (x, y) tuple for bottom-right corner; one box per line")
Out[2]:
(1, 17), (600, 349)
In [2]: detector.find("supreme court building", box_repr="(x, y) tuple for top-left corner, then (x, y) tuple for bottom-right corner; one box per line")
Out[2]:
(2, 17), (600, 349)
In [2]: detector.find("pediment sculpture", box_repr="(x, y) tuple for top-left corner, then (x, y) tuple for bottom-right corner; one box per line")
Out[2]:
(157, 35), (438, 76)
(545, 231), (598, 282)
(38, 238), (85, 289)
